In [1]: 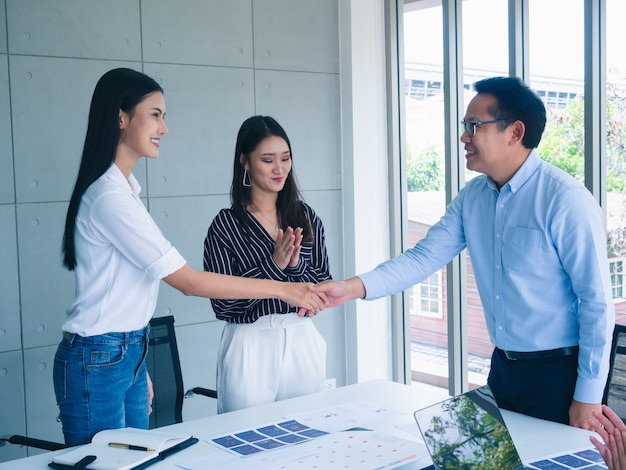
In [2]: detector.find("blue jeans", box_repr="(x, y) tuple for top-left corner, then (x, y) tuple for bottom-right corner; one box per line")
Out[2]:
(53, 327), (149, 446)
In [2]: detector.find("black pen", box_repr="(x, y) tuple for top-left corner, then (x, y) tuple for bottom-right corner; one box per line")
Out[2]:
(108, 442), (155, 452)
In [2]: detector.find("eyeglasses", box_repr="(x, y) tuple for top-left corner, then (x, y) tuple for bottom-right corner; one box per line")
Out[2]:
(460, 119), (516, 137)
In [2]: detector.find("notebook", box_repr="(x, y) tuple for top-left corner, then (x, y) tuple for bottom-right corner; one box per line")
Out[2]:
(49, 427), (198, 470)
(413, 385), (607, 470)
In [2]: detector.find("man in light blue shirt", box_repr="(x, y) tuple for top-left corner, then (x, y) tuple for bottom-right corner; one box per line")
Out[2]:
(312, 76), (615, 429)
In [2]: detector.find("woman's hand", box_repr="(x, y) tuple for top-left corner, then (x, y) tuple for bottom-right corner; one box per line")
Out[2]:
(281, 282), (328, 317)
(147, 372), (154, 415)
(288, 227), (302, 267)
(589, 405), (626, 470)
(273, 227), (302, 269)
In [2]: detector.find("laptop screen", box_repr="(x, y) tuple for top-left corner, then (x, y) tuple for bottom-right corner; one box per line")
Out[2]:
(414, 385), (525, 470)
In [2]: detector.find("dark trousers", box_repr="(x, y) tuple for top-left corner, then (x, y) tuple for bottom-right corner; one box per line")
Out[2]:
(487, 347), (578, 425)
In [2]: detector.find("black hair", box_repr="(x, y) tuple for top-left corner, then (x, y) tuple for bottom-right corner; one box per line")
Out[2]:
(230, 115), (312, 242)
(473, 76), (546, 149)
(62, 68), (163, 270)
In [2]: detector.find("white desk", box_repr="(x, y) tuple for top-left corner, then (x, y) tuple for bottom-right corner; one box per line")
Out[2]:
(0, 379), (597, 469)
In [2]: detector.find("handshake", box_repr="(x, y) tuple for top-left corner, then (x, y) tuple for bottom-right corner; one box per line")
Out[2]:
(287, 278), (366, 317)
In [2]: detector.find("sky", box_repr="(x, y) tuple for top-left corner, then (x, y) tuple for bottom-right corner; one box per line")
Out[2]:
(404, 0), (626, 79)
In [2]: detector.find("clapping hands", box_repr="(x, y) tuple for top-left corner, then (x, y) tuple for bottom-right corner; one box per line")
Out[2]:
(273, 226), (302, 269)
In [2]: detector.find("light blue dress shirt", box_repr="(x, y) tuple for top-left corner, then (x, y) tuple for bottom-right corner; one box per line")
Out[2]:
(360, 150), (615, 403)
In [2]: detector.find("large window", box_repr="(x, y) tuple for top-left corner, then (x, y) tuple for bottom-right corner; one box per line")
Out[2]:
(401, 0), (619, 394)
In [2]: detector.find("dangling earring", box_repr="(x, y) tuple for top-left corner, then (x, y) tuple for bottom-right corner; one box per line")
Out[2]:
(242, 169), (251, 187)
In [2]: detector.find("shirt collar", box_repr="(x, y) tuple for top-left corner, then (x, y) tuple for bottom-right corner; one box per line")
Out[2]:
(106, 163), (142, 196)
(486, 149), (540, 193)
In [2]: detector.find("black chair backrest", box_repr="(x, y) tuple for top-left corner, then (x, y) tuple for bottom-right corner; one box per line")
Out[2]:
(147, 315), (184, 428)
(603, 323), (626, 422)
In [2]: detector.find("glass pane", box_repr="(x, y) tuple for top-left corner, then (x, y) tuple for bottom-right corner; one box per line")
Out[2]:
(606, 0), (626, 322)
(403, 0), (448, 390)
(462, 0), (509, 387)
(403, 0), (508, 392)
(530, 0), (585, 184)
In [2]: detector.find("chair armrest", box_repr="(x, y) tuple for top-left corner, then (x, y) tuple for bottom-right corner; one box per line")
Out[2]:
(185, 387), (218, 399)
(1, 434), (66, 451)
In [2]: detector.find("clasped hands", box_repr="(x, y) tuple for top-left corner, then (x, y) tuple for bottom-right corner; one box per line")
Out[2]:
(292, 277), (363, 318)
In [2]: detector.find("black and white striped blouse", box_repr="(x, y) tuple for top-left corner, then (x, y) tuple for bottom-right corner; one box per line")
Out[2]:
(203, 202), (332, 323)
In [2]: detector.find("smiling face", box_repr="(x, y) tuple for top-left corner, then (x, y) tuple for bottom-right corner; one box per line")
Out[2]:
(460, 93), (525, 187)
(243, 135), (292, 198)
(117, 91), (168, 164)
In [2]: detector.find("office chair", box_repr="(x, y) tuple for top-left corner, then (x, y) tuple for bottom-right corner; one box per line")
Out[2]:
(146, 315), (217, 428)
(1, 315), (217, 453)
(603, 323), (626, 422)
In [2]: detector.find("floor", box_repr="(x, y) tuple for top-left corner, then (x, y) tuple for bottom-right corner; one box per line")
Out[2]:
(410, 341), (491, 391)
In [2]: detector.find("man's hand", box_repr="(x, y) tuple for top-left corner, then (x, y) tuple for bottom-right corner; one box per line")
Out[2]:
(308, 277), (366, 308)
(569, 399), (601, 429)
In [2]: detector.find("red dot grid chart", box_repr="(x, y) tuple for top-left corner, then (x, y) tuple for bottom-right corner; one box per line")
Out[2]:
(268, 430), (421, 470)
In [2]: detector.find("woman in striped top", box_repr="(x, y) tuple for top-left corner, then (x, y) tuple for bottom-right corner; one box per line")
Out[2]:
(203, 115), (332, 413)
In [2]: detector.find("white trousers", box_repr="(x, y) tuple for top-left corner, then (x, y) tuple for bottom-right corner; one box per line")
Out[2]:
(216, 313), (327, 414)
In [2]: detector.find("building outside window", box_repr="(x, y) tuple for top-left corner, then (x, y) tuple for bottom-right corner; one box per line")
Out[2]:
(412, 272), (442, 319)
(610, 258), (625, 300)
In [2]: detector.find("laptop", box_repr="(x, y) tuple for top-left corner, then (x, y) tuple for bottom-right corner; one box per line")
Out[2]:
(413, 385), (607, 470)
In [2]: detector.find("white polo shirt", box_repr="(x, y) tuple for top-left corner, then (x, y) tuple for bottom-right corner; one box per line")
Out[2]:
(62, 164), (186, 337)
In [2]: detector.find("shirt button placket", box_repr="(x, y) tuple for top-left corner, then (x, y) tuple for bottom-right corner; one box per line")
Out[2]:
(493, 190), (508, 344)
